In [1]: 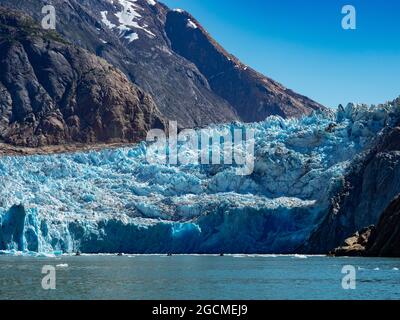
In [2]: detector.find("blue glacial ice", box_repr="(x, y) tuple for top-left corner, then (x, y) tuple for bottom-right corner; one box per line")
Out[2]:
(0, 102), (399, 254)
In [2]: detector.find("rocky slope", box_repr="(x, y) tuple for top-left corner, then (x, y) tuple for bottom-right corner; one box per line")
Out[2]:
(328, 226), (375, 256)
(0, 7), (164, 147)
(302, 99), (400, 253)
(366, 194), (400, 257)
(330, 194), (400, 257)
(165, 10), (323, 122)
(0, 0), (324, 128)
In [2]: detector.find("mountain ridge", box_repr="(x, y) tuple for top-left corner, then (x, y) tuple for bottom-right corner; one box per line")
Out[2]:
(0, 6), (165, 147)
(165, 8), (324, 121)
(0, 0), (325, 129)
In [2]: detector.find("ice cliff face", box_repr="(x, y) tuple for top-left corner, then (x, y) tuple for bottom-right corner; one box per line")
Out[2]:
(0, 102), (399, 254)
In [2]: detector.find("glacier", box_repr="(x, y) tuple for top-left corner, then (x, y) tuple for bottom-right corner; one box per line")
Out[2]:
(0, 102), (399, 254)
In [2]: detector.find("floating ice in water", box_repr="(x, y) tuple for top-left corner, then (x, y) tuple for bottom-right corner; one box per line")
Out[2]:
(393, 268), (399, 271)
(0, 102), (399, 254)
(232, 254), (248, 258)
(56, 264), (69, 268)
(293, 254), (308, 259)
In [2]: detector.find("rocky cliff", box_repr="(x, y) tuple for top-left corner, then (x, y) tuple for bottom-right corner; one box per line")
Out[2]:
(328, 226), (375, 256)
(0, 0), (324, 128)
(366, 194), (400, 257)
(0, 7), (164, 147)
(330, 194), (400, 257)
(303, 99), (400, 253)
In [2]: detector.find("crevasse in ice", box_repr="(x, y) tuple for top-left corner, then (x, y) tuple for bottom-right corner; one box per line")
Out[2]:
(0, 102), (399, 254)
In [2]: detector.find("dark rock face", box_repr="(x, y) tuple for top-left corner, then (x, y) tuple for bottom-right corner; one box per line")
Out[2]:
(0, 0), (324, 128)
(303, 103), (400, 253)
(329, 226), (375, 257)
(0, 7), (164, 147)
(366, 195), (400, 257)
(330, 194), (400, 257)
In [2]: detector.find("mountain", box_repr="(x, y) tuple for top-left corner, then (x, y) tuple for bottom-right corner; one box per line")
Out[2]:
(302, 99), (400, 253)
(3, 1), (399, 256)
(0, 0), (324, 128)
(165, 9), (323, 122)
(0, 6), (164, 148)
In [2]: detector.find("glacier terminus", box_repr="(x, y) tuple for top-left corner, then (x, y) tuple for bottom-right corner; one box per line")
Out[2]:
(0, 102), (399, 255)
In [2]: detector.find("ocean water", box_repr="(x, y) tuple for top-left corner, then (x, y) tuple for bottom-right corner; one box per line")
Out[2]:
(0, 255), (399, 300)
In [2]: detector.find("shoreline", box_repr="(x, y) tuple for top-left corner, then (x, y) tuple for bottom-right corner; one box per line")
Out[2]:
(0, 251), (384, 258)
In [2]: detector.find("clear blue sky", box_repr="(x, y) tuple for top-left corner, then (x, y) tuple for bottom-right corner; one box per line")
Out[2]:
(161, 0), (400, 107)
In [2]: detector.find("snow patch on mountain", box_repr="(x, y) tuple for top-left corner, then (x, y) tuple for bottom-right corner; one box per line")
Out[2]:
(125, 32), (139, 42)
(99, 0), (155, 42)
(187, 19), (197, 29)
(101, 11), (116, 29)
